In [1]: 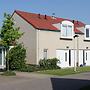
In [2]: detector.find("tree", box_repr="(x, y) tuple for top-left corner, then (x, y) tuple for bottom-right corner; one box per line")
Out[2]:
(7, 44), (26, 70)
(0, 13), (23, 71)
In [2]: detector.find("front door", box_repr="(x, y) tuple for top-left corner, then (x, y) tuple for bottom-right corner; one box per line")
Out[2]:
(56, 50), (69, 68)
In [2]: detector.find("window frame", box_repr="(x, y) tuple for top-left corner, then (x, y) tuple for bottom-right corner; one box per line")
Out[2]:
(85, 25), (90, 40)
(86, 28), (89, 38)
(61, 21), (74, 39)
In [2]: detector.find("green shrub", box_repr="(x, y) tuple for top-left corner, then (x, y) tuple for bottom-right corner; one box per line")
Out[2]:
(20, 64), (40, 72)
(20, 65), (33, 72)
(7, 44), (26, 70)
(39, 58), (60, 70)
(1, 71), (16, 76)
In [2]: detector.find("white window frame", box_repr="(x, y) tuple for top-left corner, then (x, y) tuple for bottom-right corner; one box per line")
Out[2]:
(61, 21), (74, 39)
(85, 25), (90, 40)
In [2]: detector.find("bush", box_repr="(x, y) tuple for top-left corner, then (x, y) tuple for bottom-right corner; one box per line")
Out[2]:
(20, 64), (40, 72)
(7, 44), (26, 70)
(39, 58), (60, 70)
(1, 71), (16, 76)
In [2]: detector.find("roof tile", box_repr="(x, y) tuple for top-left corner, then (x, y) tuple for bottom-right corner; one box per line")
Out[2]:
(15, 10), (85, 34)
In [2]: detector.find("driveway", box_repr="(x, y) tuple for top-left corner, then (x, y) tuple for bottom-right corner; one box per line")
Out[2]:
(0, 72), (90, 90)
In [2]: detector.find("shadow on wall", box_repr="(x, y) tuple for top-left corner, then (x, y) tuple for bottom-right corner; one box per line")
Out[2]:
(51, 78), (90, 90)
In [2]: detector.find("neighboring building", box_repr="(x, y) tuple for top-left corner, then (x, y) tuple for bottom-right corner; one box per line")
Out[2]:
(12, 10), (90, 68)
(0, 46), (6, 69)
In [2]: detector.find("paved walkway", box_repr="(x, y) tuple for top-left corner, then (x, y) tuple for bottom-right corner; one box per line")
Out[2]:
(0, 72), (90, 90)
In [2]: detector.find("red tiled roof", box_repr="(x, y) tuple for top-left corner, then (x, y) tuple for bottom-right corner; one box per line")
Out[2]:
(74, 28), (83, 34)
(14, 10), (85, 34)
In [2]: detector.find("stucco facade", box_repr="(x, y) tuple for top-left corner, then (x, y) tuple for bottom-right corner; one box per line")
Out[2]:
(12, 13), (37, 64)
(37, 30), (90, 61)
(12, 10), (90, 68)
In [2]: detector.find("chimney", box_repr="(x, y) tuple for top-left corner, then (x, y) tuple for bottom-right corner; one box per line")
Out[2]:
(72, 20), (75, 24)
(77, 20), (79, 24)
(45, 14), (47, 19)
(38, 14), (41, 18)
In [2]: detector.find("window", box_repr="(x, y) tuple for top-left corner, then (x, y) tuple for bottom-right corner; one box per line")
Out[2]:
(69, 50), (71, 66)
(61, 24), (73, 38)
(65, 52), (67, 62)
(86, 52), (87, 61)
(62, 24), (67, 37)
(43, 49), (48, 59)
(85, 25), (90, 40)
(86, 28), (89, 38)
(67, 25), (72, 36)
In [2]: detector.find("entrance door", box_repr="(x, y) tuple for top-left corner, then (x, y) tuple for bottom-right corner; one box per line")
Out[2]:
(79, 50), (83, 66)
(71, 50), (83, 67)
(56, 50), (69, 68)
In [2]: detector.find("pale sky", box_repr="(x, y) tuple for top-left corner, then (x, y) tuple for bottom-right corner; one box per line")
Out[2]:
(0, 0), (90, 26)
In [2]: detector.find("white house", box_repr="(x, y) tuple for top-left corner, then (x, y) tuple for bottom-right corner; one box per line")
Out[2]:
(0, 46), (6, 69)
(7, 10), (90, 68)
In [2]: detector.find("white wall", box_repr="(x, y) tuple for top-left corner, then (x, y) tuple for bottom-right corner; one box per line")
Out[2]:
(12, 13), (37, 64)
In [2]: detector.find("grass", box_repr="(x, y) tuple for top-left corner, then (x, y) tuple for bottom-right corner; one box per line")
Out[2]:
(1, 71), (16, 76)
(37, 66), (90, 76)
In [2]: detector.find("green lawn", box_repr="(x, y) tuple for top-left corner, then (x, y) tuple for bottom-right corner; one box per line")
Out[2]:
(37, 66), (90, 76)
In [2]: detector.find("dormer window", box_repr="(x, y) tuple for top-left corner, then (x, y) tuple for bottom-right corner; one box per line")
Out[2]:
(61, 21), (74, 39)
(86, 28), (89, 38)
(85, 25), (90, 40)
(62, 25), (72, 37)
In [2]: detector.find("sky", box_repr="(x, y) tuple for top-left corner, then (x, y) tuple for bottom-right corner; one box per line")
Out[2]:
(0, 0), (90, 26)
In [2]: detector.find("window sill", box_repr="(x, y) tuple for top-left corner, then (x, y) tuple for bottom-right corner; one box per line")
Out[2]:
(60, 37), (73, 40)
(84, 39), (90, 42)
(84, 37), (90, 41)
